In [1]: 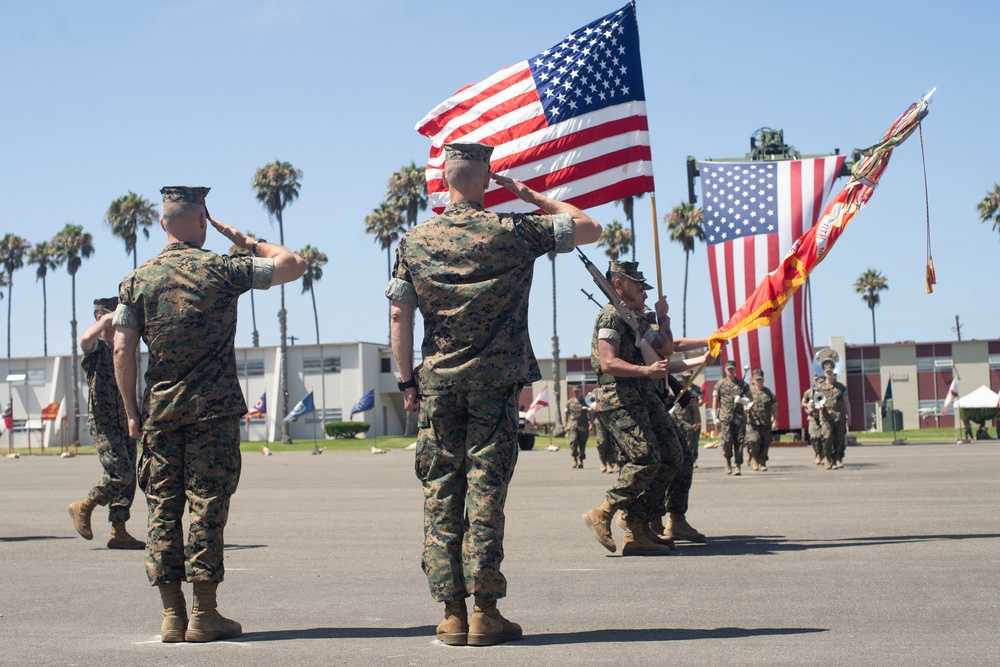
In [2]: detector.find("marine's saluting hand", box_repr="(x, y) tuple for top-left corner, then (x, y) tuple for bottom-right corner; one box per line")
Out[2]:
(209, 216), (251, 253)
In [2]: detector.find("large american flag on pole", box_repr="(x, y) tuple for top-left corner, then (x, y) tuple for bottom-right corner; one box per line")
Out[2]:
(699, 157), (845, 429)
(415, 3), (653, 214)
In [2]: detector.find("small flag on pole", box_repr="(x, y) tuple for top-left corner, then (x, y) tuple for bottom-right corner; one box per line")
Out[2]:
(2, 399), (12, 430)
(41, 402), (60, 421)
(880, 379), (893, 418)
(941, 378), (959, 415)
(284, 392), (315, 422)
(54, 397), (66, 433)
(525, 386), (549, 425)
(247, 392), (267, 420)
(350, 389), (375, 417)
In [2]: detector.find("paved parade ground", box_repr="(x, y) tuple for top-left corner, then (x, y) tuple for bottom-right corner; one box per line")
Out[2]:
(2, 440), (998, 666)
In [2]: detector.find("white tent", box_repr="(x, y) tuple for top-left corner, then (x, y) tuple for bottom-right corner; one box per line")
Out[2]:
(953, 385), (1000, 409)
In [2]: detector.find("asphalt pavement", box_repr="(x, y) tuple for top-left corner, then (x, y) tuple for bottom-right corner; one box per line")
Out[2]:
(1, 440), (998, 666)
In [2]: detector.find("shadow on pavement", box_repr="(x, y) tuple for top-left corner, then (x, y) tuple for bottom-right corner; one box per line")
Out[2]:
(691, 533), (1000, 557)
(521, 626), (827, 645)
(225, 543), (268, 551)
(236, 626), (436, 641)
(0, 535), (75, 543)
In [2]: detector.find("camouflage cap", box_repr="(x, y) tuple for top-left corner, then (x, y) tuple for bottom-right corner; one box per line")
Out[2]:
(752, 369), (765, 378)
(443, 142), (494, 164)
(93, 297), (118, 313)
(608, 260), (654, 290)
(724, 360), (736, 369)
(160, 186), (211, 204)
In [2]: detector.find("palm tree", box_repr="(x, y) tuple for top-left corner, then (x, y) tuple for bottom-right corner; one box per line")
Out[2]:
(664, 202), (706, 337)
(27, 240), (63, 357)
(597, 219), (633, 261)
(105, 192), (158, 270)
(854, 268), (889, 344)
(299, 245), (328, 345)
(977, 184), (1000, 240)
(53, 224), (94, 446)
(252, 160), (303, 444)
(387, 162), (428, 228)
(0, 234), (28, 358)
(365, 201), (406, 280)
(614, 194), (644, 261)
(229, 232), (260, 347)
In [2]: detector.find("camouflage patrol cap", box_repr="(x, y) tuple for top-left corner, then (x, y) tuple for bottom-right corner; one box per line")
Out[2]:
(160, 186), (211, 204)
(443, 142), (494, 164)
(724, 360), (736, 369)
(752, 369), (765, 378)
(93, 297), (118, 313)
(607, 260), (654, 290)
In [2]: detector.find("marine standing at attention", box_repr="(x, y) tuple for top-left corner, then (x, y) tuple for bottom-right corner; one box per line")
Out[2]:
(113, 186), (305, 643)
(564, 386), (590, 469)
(386, 142), (601, 647)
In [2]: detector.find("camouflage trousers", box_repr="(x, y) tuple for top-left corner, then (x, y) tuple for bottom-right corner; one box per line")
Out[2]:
(662, 412), (694, 516)
(415, 384), (520, 602)
(807, 416), (822, 457)
(138, 416), (242, 586)
(86, 428), (138, 524)
(597, 398), (682, 522)
(819, 418), (847, 462)
(720, 414), (747, 465)
(593, 414), (615, 465)
(688, 425), (700, 463)
(745, 423), (772, 465)
(568, 427), (588, 460)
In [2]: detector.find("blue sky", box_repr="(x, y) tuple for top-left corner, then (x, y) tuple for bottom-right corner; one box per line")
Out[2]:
(1, 0), (996, 362)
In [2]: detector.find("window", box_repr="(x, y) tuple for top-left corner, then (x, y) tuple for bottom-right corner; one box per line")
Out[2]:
(236, 359), (264, 377)
(308, 408), (342, 424)
(917, 356), (952, 372)
(303, 357), (341, 374)
(27, 369), (45, 386)
(988, 354), (1000, 369)
(380, 357), (392, 373)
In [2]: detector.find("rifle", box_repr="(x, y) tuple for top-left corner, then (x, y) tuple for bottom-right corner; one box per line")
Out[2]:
(576, 248), (662, 367)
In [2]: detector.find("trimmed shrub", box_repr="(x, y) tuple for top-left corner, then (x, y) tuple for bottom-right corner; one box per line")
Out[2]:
(324, 421), (371, 439)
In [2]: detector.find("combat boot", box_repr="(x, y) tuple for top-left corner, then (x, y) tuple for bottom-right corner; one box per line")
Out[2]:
(582, 500), (617, 552)
(832, 459), (844, 469)
(599, 462), (607, 473)
(733, 464), (741, 476)
(158, 581), (187, 643)
(724, 459), (732, 475)
(571, 458), (578, 469)
(647, 517), (676, 549)
(468, 599), (522, 646)
(436, 599), (468, 646)
(759, 462), (768, 471)
(611, 463), (621, 473)
(666, 512), (707, 543)
(185, 581), (242, 642)
(824, 458), (834, 470)
(748, 458), (759, 471)
(577, 460), (584, 469)
(621, 520), (671, 556)
(68, 497), (96, 540)
(813, 452), (822, 465)
(107, 522), (144, 550)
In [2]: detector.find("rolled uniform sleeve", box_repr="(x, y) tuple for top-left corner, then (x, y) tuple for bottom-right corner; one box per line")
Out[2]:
(385, 277), (417, 306)
(598, 328), (621, 343)
(112, 302), (138, 330)
(551, 212), (575, 254)
(251, 257), (274, 290)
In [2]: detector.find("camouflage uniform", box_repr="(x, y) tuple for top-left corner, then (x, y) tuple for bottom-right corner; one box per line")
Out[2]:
(82, 338), (138, 523)
(802, 383), (823, 459)
(386, 197), (574, 603)
(590, 404), (615, 467)
(673, 396), (701, 464)
(746, 382), (776, 467)
(592, 305), (682, 522)
(564, 396), (589, 462)
(815, 379), (848, 464)
(115, 239), (273, 585)
(713, 376), (750, 466)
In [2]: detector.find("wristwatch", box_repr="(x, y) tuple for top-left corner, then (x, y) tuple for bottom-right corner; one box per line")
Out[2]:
(397, 377), (417, 391)
(251, 238), (267, 257)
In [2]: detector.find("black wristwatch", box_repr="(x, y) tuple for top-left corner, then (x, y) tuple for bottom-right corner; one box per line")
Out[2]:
(251, 238), (267, 257)
(397, 377), (417, 391)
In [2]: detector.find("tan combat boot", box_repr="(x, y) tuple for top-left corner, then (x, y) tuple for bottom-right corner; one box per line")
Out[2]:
(436, 599), (468, 646)
(646, 517), (675, 549)
(184, 581), (242, 642)
(577, 459), (584, 469)
(621, 520), (671, 556)
(748, 458), (759, 471)
(571, 458), (578, 469)
(468, 599), (522, 646)
(813, 452), (822, 465)
(833, 459), (844, 469)
(599, 462), (607, 473)
(666, 512), (707, 543)
(582, 500), (617, 552)
(158, 581), (188, 643)
(724, 459), (732, 475)
(733, 464), (742, 476)
(107, 522), (144, 550)
(68, 497), (96, 540)
(759, 461), (768, 472)
(824, 458), (834, 470)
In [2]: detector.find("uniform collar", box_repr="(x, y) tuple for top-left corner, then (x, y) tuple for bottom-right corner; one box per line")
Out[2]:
(444, 200), (485, 213)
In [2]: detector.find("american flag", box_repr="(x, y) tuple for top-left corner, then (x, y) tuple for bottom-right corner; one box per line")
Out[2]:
(699, 157), (845, 430)
(415, 3), (653, 214)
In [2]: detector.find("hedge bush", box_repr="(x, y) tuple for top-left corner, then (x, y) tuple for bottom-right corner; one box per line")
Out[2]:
(324, 421), (371, 439)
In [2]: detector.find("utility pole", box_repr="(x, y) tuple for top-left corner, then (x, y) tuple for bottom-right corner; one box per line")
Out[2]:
(952, 315), (963, 342)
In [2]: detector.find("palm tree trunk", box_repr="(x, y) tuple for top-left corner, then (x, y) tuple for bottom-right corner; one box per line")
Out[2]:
(7, 278), (12, 358)
(42, 276), (48, 357)
(277, 208), (291, 444)
(871, 306), (877, 344)
(70, 275), (80, 446)
(310, 284), (320, 345)
(250, 291), (259, 347)
(550, 256), (562, 434)
(682, 249), (691, 338)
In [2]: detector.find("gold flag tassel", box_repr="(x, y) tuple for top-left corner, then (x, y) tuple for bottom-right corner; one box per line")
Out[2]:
(920, 123), (937, 293)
